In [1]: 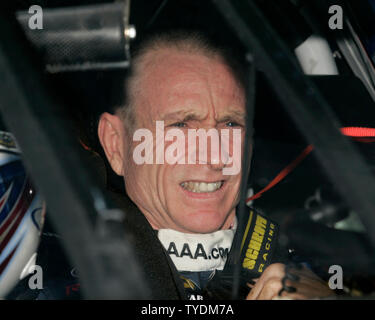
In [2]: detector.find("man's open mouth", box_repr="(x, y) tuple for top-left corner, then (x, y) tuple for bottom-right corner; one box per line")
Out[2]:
(180, 181), (224, 193)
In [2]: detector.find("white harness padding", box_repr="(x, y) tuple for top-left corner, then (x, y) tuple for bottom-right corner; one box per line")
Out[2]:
(157, 221), (236, 272)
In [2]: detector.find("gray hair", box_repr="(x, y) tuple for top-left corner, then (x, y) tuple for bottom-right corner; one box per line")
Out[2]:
(116, 31), (246, 132)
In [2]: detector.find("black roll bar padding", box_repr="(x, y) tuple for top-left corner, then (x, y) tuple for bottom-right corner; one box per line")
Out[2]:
(0, 10), (149, 299)
(16, 2), (130, 72)
(212, 0), (375, 257)
(230, 58), (256, 299)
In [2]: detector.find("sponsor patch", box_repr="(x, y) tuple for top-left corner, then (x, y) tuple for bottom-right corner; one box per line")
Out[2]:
(158, 226), (235, 272)
(167, 242), (230, 261)
(240, 210), (278, 276)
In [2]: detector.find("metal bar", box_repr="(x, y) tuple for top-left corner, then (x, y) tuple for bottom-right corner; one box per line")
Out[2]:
(232, 58), (256, 299)
(16, 2), (131, 72)
(336, 33), (375, 102)
(212, 0), (375, 249)
(0, 10), (148, 299)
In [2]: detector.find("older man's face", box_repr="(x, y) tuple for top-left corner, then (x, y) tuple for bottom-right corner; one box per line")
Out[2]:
(123, 49), (246, 233)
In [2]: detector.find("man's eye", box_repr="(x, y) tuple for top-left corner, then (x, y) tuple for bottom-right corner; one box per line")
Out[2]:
(170, 122), (187, 128)
(226, 122), (242, 127)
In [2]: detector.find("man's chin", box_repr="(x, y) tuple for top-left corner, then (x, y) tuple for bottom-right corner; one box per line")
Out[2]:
(177, 216), (228, 234)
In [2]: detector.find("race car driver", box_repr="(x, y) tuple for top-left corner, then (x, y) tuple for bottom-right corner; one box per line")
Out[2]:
(97, 31), (334, 300)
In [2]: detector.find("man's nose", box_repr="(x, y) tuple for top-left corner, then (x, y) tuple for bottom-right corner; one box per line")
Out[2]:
(184, 128), (234, 169)
(208, 139), (230, 171)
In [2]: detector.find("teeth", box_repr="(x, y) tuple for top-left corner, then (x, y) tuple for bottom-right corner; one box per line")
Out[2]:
(207, 183), (215, 192)
(180, 181), (223, 193)
(199, 182), (207, 192)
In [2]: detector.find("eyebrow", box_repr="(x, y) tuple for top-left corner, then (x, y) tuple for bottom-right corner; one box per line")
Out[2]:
(216, 110), (246, 123)
(161, 109), (246, 123)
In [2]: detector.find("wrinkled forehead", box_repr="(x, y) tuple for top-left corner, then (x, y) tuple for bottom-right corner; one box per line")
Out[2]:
(135, 49), (245, 122)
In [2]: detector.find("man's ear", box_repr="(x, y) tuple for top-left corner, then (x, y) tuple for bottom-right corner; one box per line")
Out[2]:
(98, 112), (128, 176)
